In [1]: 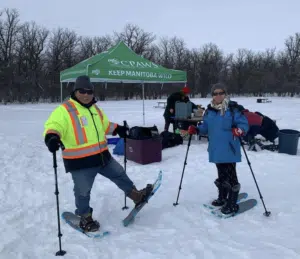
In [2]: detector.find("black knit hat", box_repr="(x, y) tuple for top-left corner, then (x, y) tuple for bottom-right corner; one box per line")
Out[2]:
(73, 75), (94, 91)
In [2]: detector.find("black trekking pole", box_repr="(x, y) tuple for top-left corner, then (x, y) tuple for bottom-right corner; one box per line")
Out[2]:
(173, 133), (193, 206)
(122, 120), (129, 210)
(239, 138), (271, 217)
(53, 142), (66, 256)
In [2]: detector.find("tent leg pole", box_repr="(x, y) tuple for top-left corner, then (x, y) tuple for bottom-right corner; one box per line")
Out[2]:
(60, 82), (63, 103)
(142, 83), (145, 125)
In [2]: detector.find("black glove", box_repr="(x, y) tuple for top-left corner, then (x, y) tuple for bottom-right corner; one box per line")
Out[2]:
(45, 133), (61, 153)
(112, 125), (129, 138)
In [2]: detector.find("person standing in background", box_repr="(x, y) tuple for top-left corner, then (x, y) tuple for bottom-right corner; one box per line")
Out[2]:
(163, 86), (198, 132)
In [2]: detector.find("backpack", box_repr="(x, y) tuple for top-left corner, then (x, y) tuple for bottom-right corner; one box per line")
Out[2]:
(255, 112), (279, 142)
(128, 125), (159, 140)
(160, 131), (183, 149)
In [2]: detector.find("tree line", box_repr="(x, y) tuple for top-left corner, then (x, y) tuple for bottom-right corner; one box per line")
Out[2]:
(1, 8), (300, 103)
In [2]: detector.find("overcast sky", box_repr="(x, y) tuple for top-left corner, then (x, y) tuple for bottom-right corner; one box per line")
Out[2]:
(1, 0), (299, 54)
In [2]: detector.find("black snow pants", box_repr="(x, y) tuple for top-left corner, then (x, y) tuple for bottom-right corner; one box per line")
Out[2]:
(215, 163), (239, 187)
(164, 116), (175, 132)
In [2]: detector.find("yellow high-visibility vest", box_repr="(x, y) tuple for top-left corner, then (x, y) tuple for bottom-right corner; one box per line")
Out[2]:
(43, 98), (117, 159)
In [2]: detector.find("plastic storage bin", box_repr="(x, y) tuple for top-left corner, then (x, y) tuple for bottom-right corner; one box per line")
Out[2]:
(278, 129), (299, 155)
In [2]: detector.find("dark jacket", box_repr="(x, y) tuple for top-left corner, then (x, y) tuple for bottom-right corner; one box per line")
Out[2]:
(163, 91), (197, 118)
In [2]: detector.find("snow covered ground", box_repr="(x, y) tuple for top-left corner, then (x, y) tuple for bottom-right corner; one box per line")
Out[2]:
(0, 97), (300, 259)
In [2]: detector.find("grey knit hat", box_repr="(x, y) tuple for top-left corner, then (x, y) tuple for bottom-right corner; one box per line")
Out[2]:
(211, 83), (227, 95)
(73, 75), (94, 91)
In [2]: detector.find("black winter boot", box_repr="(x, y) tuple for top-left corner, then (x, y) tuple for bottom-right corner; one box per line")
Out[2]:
(221, 183), (240, 215)
(127, 184), (154, 207)
(211, 179), (229, 206)
(79, 209), (100, 232)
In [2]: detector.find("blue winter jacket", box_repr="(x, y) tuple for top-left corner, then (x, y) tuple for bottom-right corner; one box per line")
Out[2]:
(197, 101), (249, 163)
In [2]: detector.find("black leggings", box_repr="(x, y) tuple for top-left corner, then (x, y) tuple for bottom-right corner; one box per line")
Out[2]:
(164, 117), (175, 132)
(215, 163), (239, 187)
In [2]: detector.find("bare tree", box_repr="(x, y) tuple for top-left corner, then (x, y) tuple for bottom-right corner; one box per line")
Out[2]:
(157, 37), (173, 68)
(42, 28), (78, 101)
(283, 33), (300, 95)
(79, 35), (113, 60)
(285, 33), (300, 65)
(0, 8), (21, 65)
(194, 43), (224, 96)
(0, 8), (21, 103)
(157, 36), (190, 71)
(10, 21), (49, 102)
(229, 49), (255, 94)
(16, 22), (49, 75)
(170, 37), (189, 69)
(46, 28), (78, 78)
(114, 23), (156, 56)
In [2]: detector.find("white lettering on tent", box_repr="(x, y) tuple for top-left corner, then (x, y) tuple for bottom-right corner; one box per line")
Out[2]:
(139, 62), (151, 68)
(129, 61), (136, 67)
(120, 61), (130, 67)
(109, 70), (171, 79)
(136, 62), (146, 68)
(108, 58), (159, 69)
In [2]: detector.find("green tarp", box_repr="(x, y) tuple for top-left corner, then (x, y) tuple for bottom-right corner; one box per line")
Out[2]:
(60, 41), (187, 83)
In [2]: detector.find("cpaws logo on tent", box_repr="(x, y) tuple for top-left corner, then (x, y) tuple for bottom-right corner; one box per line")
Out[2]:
(92, 69), (100, 75)
(108, 58), (121, 65)
(108, 58), (132, 68)
(108, 58), (160, 69)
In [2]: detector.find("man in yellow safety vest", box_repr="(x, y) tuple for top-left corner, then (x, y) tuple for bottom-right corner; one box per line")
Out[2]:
(43, 75), (153, 232)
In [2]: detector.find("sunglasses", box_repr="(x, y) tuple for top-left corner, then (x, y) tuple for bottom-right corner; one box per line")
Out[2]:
(78, 89), (94, 95)
(212, 91), (225, 96)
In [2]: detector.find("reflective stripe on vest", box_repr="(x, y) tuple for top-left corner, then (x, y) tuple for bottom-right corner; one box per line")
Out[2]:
(107, 122), (117, 134)
(62, 101), (88, 145)
(93, 105), (116, 134)
(94, 104), (103, 122)
(62, 141), (108, 159)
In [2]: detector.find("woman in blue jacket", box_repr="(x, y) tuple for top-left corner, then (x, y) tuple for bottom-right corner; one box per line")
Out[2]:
(188, 83), (249, 215)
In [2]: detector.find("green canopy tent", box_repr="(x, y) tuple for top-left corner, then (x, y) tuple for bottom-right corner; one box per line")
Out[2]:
(60, 41), (187, 124)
